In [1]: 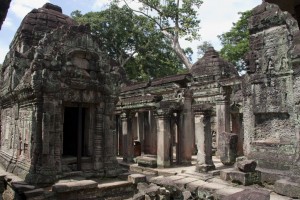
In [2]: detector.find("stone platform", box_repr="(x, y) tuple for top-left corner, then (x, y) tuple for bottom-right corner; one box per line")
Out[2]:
(0, 156), (297, 200)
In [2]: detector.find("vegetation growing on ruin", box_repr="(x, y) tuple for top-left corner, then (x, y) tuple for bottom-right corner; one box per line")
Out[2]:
(218, 10), (251, 71)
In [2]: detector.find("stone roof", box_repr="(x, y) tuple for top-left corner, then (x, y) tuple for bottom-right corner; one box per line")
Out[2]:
(150, 73), (191, 86)
(190, 47), (238, 78)
(121, 73), (191, 93)
(10, 3), (76, 49)
(121, 81), (150, 92)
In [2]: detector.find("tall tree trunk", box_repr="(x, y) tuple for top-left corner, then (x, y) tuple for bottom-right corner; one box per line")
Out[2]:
(162, 30), (193, 69)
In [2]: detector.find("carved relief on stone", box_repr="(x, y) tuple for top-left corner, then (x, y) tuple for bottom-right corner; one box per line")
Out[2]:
(245, 51), (259, 74)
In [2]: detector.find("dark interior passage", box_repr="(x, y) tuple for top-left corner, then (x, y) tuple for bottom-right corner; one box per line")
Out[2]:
(63, 107), (85, 156)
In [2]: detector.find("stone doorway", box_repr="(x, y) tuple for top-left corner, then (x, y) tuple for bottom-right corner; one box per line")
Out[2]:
(62, 106), (87, 171)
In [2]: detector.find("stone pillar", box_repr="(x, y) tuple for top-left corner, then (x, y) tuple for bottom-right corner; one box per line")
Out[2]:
(144, 111), (150, 154)
(138, 112), (145, 154)
(178, 90), (193, 165)
(170, 115), (178, 164)
(216, 95), (230, 153)
(218, 132), (238, 165)
(156, 110), (171, 168)
(116, 115), (123, 156)
(121, 112), (133, 162)
(132, 113), (138, 141)
(149, 111), (157, 154)
(94, 104), (104, 170)
(231, 112), (244, 156)
(194, 110), (215, 172)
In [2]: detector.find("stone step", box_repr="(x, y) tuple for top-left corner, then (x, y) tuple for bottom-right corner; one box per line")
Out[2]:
(52, 180), (98, 193)
(51, 180), (135, 199)
(60, 171), (84, 179)
(182, 171), (213, 181)
(150, 175), (187, 186)
(214, 187), (244, 199)
(130, 164), (158, 176)
(97, 180), (136, 199)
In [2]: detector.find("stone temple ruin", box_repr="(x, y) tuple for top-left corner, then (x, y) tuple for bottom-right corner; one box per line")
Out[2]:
(1, 1), (300, 199)
(0, 3), (122, 185)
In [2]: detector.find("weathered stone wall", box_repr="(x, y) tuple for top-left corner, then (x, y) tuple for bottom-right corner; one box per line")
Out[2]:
(244, 2), (300, 171)
(0, 4), (123, 185)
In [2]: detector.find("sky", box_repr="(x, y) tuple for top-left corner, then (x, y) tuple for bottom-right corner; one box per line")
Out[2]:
(0, 0), (262, 64)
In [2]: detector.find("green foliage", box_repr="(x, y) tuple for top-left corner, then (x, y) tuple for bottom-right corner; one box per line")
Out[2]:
(197, 41), (213, 58)
(218, 10), (251, 71)
(72, 4), (186, 81)
(117, 0), (203, 69)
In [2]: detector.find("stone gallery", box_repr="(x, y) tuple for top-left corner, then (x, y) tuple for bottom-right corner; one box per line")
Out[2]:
(0, 0), (300, 199)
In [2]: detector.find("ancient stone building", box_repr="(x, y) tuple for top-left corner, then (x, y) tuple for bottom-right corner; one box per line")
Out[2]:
(244, 1), (300, 179)
(116, 47), (240, 171)
(0, 3), (122, 185)
(265, 0), (300, 25)
(0, 0), (11, 30)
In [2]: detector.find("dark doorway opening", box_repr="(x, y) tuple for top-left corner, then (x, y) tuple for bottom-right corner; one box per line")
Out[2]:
(63, 107), (86, 157)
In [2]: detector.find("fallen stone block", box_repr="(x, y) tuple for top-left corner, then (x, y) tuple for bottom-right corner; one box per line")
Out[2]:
(221, 189), (270, 200)
(173, 177), (198, 190)
(128, 174), (146, 184)
(236, 160), (257, 172)
(214, 187), (244, 199)
(182, 191), (192, 200)
(132, 192), (145, 200)
(52, 180), (98, 193)
(150, 175), (185, 186)
(270, 192), (293, 200)
(220, 169), (260, 186)
(274, 179), (300, 198)
(185, 180), (206, 193)
(198, 182), (229, 193)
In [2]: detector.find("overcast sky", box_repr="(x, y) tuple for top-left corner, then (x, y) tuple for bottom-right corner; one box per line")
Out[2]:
(0, 0), (262, 63)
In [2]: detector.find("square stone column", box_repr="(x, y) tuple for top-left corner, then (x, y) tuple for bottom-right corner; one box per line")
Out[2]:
(137, 112), (145, 154)
(194, 110), (215, 172)
(231, 112), (244, 156)
(178, 92), (193, 165)
(121, 112), (133, 162)
(155, 110), (171, 168)
(132, 113), (138, 141)
(148, 111), (157, 155)
(216, 96), (230, 153)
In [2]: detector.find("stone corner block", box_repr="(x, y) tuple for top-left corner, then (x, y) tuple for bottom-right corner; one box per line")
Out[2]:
(274, 179), (300, 199)
(236, 159), (257, 172)
(220, 169), (261, 186)
(128, 174), (147, 184)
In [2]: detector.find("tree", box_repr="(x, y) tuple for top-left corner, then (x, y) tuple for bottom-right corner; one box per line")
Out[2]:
(197, 41), (213, 58)
(72, 4), (187, 81)
(118, 0), (203, 69)
(218, 11), (251, 71)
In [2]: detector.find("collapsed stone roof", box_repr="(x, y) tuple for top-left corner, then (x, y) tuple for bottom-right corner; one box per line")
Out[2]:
(190, 47), (238, 79)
